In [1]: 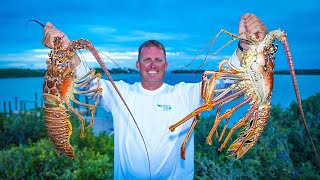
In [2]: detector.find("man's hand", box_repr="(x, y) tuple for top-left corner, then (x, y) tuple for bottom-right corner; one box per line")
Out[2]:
(238, 13), (268, 51)
(236, 13), (268, 60)
(42, 22), (70, 49)
(42, 22), (81, 67)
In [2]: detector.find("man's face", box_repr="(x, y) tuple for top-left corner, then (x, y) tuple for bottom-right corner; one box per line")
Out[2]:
(136, 46), (168, 90)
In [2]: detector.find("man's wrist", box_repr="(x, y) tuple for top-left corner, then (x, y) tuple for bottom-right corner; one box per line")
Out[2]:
(238, 41), (246, 52)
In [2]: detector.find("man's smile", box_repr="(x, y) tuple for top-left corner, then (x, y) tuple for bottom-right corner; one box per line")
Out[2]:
(147, 70), (158, 74)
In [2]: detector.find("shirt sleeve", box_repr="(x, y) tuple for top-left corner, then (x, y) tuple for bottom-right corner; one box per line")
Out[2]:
(205, 50), (239, 87)
(229, 50), (241, 68)
(75, 61), (90, 79)
(74, 61), (116, 112)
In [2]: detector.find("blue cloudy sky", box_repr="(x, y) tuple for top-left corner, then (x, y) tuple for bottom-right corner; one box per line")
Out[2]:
(1, 0), (319, 71)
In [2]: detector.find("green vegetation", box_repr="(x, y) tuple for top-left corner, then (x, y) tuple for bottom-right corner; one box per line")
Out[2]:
(1, 93), (319, 178)
(0, 112), (114, 179)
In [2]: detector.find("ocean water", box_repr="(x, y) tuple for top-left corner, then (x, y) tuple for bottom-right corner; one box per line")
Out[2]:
(0, 74), (319, 133)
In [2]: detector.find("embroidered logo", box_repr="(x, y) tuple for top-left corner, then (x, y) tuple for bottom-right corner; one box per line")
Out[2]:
(157, 104), (172, 111)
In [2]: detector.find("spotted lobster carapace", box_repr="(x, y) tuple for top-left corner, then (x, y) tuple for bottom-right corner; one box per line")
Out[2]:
(169, 29), (319, 164)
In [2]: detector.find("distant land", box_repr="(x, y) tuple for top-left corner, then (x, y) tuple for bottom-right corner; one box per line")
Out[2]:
(0, 67), (138, 78)
(0, 68), (320, 78)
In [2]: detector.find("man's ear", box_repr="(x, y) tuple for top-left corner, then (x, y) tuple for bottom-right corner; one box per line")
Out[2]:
(136, 61), (140, 72)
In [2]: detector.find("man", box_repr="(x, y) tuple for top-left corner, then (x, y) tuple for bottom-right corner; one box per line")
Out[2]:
(42, 13), (267, 179)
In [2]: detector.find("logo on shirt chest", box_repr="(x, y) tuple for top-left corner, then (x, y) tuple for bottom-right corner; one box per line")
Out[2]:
(157, 104), (172, 111)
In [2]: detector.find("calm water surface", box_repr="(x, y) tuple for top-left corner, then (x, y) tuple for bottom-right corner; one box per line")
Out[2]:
(1, 74), (319, 132)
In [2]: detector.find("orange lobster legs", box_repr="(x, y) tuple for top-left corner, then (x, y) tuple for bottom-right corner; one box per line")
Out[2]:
(169, 70), (248, 159)
(224, 105), (270, 159)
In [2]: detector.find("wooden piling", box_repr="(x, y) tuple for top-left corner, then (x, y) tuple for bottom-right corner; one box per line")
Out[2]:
(20, 100), (23, 112)
(15, 96), (18, 111)
(9, 101), (12, 116)
(35, 93), (38, 109)
(3, 100), (6, 114)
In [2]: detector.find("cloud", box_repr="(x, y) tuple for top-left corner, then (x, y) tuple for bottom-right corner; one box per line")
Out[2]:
(0, 49), (50, 62)
(0, 47), (190, 70)
(113, 30), (190, 42)
(89, 26), (117, 34)
(86, 24), (190, 42)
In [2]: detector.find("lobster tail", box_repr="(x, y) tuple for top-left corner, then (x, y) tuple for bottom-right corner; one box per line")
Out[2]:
(43, 106), (74, 158)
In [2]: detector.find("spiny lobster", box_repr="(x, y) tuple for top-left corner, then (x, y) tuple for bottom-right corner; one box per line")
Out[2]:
(42, 36), (103, 158)
(27, 20), (145, 159)
(169, 29), (319, 164)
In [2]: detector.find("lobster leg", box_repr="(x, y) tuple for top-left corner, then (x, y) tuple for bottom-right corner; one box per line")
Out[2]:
(217, 97), (252, 139)
(170, 77), (245, 133)
(69, 89), (102, 128)
(73, 69), (102, 97)
(213, 103), (228, 138)
(170, 85), (242, 132)
(169, 104), (213, 132)
(74, 69), (100, 87)
(215, 95), (247, 142)
(207, 96), (251, 145)
(227, 110), (258, 159)
(205, 89), (247, 145)
(65, 101), (86, 138)
(218, 105), (257, 152)
(219, 117), (230, 142)
(201, 72), (243, 102)
(180, 114), (200, 160)
(71, 70), (103, 128)
(231, 105), (270, 158)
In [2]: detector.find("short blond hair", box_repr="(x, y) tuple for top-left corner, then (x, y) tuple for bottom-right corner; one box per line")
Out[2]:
(138, 40), (166, 61)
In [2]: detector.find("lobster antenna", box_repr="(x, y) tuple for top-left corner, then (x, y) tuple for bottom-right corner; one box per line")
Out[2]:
(180, 38), (214, 68)
(25, 20), (45, 31)
(280, 36), (320, 168)
(98, 51), (120, 67)
(193, 30), (247, 72)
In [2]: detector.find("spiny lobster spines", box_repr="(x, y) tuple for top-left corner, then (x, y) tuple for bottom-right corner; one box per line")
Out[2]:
(240, 31), (286, 106)
(67, 39), (93, 55)
(241, 30), (284, 72)
(43, 106), (74, 158)
(43, 37), (76, 102)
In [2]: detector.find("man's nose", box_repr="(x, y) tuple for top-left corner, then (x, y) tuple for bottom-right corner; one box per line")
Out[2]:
(150, 60), (156, 68)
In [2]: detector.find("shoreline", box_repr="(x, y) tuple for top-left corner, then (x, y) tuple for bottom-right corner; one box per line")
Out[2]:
(1, 68), (320, 78)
